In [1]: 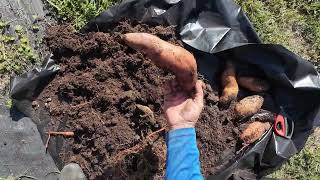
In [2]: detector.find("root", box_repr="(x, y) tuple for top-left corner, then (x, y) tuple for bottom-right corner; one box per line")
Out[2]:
(114, 127), (166, 163)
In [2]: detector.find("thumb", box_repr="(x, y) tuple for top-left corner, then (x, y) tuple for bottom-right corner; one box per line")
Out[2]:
(194, 80), (204, 107)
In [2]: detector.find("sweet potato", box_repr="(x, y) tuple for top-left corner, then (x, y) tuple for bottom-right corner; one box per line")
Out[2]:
(219, 61), (239, 108)
(237, 76), (270, 93)
(124, 33), (197, 91)
(235, 95), (264, 118)
(240, 121), (271, 144)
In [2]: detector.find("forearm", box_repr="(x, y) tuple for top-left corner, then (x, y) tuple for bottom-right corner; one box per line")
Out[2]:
(165, 128), (203, 180)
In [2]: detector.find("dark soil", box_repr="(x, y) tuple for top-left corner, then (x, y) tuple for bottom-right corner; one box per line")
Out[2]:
(40, 21), (242, 179)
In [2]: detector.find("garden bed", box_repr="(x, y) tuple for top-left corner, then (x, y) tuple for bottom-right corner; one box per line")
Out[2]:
(37, 21), (247, 179)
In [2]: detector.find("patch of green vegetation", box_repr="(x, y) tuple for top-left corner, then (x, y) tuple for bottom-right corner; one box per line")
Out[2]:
(285, 0), (320, 54)
(5, 99), (12, 108)
(0, 19), (39, 75)
(236, 0), (320, 62)
(46, 0), (119, 30)
(0, 177), (14, 180)
(272, 129), (320, 179)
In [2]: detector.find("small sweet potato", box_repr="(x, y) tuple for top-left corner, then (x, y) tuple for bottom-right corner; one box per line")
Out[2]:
(235, 95), (264, 118)
(219, 61), (239, 108)
(237, 76), (270, 93)
(124, 33), (197, 91)
(240, 121), (271, 144)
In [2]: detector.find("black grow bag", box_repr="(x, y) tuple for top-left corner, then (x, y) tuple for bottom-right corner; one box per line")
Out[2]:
(10, 0), (320, 179)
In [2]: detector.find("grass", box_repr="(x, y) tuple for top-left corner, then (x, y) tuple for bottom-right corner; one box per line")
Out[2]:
(236, 0), (320, 64)
(46, 0), (119, 30)
(0, 178), (14, 180)
(5, 99), (12, 108)
(0, 20), (40, 75)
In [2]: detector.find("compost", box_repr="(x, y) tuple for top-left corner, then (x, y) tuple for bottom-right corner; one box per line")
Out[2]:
(39, 21), (244, 179)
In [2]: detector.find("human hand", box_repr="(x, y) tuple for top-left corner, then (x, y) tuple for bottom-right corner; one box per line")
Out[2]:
(164, 80), (204, 130)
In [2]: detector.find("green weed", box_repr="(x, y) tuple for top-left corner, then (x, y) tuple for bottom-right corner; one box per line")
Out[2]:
(0, 19), (39, 75)
(46, 0), (119, 30)
(5, 99), (12, 108)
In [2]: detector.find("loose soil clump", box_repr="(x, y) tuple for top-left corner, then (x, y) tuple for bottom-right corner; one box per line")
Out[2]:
(40, 21), (242, 179)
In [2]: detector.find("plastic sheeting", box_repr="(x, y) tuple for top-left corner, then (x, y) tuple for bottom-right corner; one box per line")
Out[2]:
(9, 0), (320, 179)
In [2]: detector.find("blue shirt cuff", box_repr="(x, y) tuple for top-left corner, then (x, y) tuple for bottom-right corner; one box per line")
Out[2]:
(167, 128), (196, 140)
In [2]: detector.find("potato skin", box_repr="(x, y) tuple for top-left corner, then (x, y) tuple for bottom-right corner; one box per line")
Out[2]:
(124, 33), (197, 91)
(219, 61), (239, 108)
(240, 121), (271, 144)
(235, 95), (264, 118)
(237, 76), (270, 92)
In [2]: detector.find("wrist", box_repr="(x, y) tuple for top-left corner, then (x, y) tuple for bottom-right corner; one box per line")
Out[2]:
(169, 123), (195, 130)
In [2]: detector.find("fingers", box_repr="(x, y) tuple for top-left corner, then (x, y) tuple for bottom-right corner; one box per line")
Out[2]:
(194, 80), (204, 107)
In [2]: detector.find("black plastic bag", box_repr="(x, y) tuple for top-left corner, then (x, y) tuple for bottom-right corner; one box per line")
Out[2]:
(10, 0), (320, 179)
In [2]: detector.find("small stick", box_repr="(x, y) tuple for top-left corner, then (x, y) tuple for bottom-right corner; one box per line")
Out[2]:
(146, 127), (166, 141)
(45, 133), (51, 153)
(71, 101), (90, 108)
(236, 143), (250, 154)
(44, 131), (74, 152)
(45, 131), (75, 137)
(115, 127), (166, 162)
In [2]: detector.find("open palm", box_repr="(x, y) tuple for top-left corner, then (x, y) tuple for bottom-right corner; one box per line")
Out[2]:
(164, 80), (204, 130)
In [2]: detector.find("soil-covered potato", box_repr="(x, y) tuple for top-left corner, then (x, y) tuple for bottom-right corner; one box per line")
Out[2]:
(237, 76), (270, 92)
(219, 61), (239, 108)
(235, 95), (264, 118)
(240, 121), (271, 144)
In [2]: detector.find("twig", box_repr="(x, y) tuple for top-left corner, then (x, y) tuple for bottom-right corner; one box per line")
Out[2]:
(45, 131), (74, 152)
(115, 127), (165, 177)
(45, 131), (75, 137)
(46, 0), (61, 11)
(236, 143), (250, 154)
(71, 101), (91, 108)
(146, 127), (166, 141)
(114, 127), (166, 162)
(45, 133), (51, 153)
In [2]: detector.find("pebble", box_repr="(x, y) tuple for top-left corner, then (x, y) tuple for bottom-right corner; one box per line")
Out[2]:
(226, 137), (233, 143)
(232, 128), (240, 135)
(31, 101), (39, 108)
(46, 98), (52, 103)
(134, 135), (140, 140)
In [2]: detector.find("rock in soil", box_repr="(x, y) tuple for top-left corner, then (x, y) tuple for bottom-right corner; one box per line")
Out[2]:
(39, 21), (242, 179)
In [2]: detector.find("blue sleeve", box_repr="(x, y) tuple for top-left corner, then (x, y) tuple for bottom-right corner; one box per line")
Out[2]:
(165, 128), (203, 180)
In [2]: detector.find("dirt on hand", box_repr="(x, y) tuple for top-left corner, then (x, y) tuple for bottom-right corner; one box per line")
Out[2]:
(40, 21), (243, 179)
